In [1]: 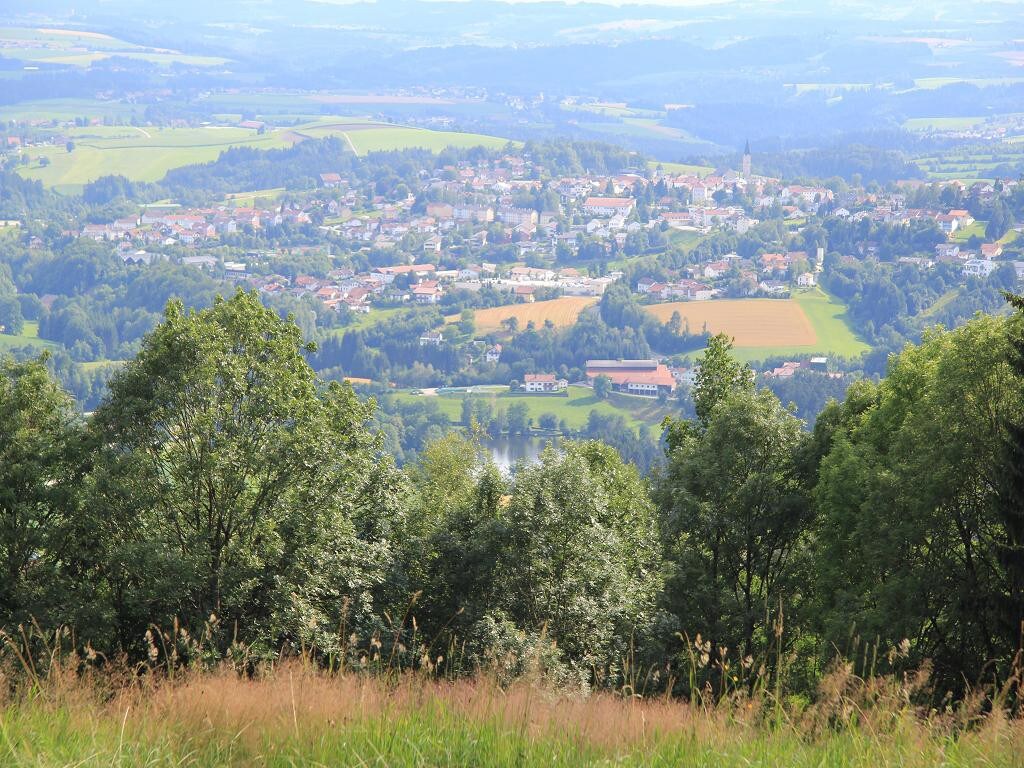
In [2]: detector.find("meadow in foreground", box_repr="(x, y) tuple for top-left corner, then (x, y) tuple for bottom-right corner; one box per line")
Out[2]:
(1, 659), (1021, 768)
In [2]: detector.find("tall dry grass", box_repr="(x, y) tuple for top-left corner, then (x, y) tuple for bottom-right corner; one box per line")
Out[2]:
(0, 622), (1021, 766)
(0, 654), (1019, 767)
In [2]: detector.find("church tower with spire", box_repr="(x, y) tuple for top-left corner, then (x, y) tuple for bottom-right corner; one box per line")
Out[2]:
(742, 139), (752, 180)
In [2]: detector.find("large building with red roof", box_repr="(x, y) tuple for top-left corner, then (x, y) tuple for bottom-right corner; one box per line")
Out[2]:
(585, 359), (676, 397)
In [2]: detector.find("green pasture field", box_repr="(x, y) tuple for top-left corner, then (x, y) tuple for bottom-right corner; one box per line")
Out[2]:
(0, 98), (143, 124)
(951, 221), (987, 243)
(790, 288), (871, 358)
(222, 188), (287, 206)
(13, 118), (519, 189)
(330, 307), (407, 333)
(394, 385), (671, 431)
(0, 321), (59, 353)
(648, 160), (715, 176)
(15, 125), (292, 189)
(914, 142), (1024, 181)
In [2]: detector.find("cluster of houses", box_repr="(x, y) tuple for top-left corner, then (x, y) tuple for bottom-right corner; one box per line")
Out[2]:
(77, 205), (313, 248)
(238, 260), (620, 315)
(761, 357), (841, 380)
(513, 355), (843, 400)
(59, 138), (1023, 323)
(634, 248), (822, 302)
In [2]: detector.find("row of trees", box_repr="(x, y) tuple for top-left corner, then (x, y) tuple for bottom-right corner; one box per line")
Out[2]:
(1, 290), (1023, 700)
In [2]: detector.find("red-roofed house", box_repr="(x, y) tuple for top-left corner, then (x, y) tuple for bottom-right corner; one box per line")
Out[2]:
(981, 243), (1003, 259)
(411, 280), (443, 304)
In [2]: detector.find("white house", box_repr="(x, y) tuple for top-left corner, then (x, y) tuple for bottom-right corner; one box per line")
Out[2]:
(582, 197), (635, 217)
(418, 330), (444, 346)
(964, 258), (998, 278)
(521, 374), (568, 394)
(797, 272), (816, 287)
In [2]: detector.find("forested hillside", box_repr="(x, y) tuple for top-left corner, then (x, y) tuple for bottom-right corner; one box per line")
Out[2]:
(2, 289), (1023, 704)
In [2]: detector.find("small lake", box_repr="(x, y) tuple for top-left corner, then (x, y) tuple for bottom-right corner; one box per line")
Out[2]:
(485, 435), (561, 474)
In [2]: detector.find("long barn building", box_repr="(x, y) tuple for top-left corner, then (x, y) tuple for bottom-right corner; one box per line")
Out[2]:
(585, 359), (676, 397)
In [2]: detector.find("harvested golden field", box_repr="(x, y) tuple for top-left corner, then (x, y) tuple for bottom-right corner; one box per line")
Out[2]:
(645, 299), (817, 347)
(459, 297), (598, 334)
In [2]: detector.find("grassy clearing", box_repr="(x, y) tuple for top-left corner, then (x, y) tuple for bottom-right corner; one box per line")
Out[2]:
(0, 321), (59, 353)
(79, 359), (124, 372)
(395, 384), (667, 430)
(791, 288), (871, 357)
(457, 297), (599, 334)
(292, 119), (515, 155)
(222, 187), (287, 206)
(951, 221), (988, 243)
(919, 289), (961, 320)
(648, 160), (715, 176)
(2, 666), (1020, 767)
(339, 306), (407, 332)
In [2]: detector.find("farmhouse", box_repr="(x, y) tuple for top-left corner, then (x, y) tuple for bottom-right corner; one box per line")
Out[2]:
(520, 374), (568, 394)
(585, 359), (676, 397)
